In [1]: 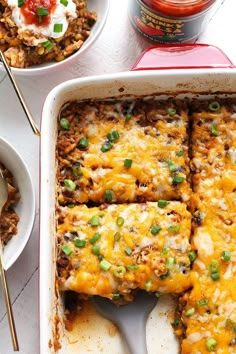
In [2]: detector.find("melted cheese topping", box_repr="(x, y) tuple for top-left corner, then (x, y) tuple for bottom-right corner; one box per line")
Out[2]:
(57, 202), (192, 299)
(56, 99), (191, 205)
(56, 98), (236, 352)
(7, 0), (77, 42)
(180, 103), (236, 354)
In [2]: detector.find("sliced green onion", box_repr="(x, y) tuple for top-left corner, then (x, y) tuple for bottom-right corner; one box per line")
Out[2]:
(113, 293), (120, 300)
(185, 308), (195, 317)
(18, 0), (25, 7)
(225, 318), (236, 332)
(92, 245), (100, 255)
(107, 130), (120, 142)
(160, 248), (168, 255)
(54, 23), (63, 33)
(78, 137), (89, 149)
(105, 189), (113, 202)
(176, 150), (184, 157)
(157, 200), (169, 208)
(90, 215), (100, 227)
(98, 211), (105, 217)
(100, 259), (111, 271)
(124, 159), (133, 168)
(210, 124), (219, 136)
(172, 175), (184, 184)
(168, 225), (180, 232)
(160, 270), (170, 280)
(125, 247), (132, 256)
(172, 318), (180, 327)
(150, 224), (161, 235)
(72, 162), (82, 178)
(127, 264), (139, 270)
(89, 233), (101, 244)
(196, 299), (209, 307)
(209, 260), (220, 273)
(166, 257), (175, 270)
(206, 338), (217, 351)
(167, 160), (177, 172)
(37, 7), (49, 16)
(61, 244), (72, 256)
(167, 107), (176, 116)
(113, 266), (126, 278)
(101, 142), (113, 152)
(145, 280), (152, 291)
(188, 251), (197, 262)
(60, 117), (70, 130)
(114, 232), (121, 241)
(221, 250), (231, 261)
(211, 272), (220, 281)
(68, 204), (75, 208)
(60, 0), (68, 6)
(74, 238), (86, 248)
(64, 179), (76, 191)
(208, 101), (221, 112)
(125, 114), (132, 123)
(42, 40), (54, 50)
(116, 216), (125, 227)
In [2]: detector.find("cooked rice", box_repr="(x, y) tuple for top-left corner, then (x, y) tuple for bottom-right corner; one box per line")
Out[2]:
(0, 162), (20, 245)
(0, 0), (97, 68)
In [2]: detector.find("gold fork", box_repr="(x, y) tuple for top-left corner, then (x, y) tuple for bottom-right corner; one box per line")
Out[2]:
(0, 168), (19, 351)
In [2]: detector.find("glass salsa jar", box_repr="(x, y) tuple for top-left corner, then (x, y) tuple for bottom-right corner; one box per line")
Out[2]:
(129, 0), (218, 43)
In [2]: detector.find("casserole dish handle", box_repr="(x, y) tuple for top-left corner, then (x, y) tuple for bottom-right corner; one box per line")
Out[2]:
(131, 44), (235, 70)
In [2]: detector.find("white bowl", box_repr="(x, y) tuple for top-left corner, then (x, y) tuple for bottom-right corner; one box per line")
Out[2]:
(0, 137), (35, 269)
(0, 0), (110, 76)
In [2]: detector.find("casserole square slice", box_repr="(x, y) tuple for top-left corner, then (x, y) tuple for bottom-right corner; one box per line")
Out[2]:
(56, 98), (191, 205)
(56, 201), (192, 300)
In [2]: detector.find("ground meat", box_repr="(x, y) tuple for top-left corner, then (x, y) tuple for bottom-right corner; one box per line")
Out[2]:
(0, 162), (20, 245)
(0, 0), (97, 68)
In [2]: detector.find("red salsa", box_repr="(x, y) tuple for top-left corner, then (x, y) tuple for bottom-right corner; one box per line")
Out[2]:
(144, 0), (216, 17)
(129, 0), (218, 43)
(20, 0), (56, 26)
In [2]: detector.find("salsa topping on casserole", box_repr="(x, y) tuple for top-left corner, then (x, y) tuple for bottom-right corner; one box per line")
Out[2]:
(55, 97), (236, 353)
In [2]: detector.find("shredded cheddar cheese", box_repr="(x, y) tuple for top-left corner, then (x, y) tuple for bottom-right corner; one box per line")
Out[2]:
(56, 97), (236, 353)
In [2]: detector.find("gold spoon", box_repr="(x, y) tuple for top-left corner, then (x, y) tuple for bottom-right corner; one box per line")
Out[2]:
(0, 168), (19, 351)
(0, 50), (40, 136)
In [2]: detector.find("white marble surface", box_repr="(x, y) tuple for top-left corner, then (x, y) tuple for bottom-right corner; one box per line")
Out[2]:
(0, 0), (235, 353)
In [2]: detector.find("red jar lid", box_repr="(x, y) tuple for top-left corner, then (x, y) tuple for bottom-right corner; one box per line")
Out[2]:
(143, 0), (216, 17)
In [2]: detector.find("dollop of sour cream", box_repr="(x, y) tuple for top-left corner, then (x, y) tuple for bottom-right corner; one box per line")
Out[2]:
(7, 0), (77, 41)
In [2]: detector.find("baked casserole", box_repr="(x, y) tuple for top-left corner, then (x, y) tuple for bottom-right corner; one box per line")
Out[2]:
(55, 97), (236, 353)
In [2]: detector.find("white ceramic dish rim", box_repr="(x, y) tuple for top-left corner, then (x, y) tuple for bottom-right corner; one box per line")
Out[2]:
(40, 68), (236, 354)
(0, 0), (110, 76)
(0, 136), (35, 270)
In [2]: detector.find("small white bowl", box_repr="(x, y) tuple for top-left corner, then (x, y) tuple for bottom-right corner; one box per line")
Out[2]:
(0, 0), (110, 76)
(0, 137), (35, 269)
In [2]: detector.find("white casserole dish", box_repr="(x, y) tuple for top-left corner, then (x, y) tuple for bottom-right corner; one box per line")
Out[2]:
(40, 53), (236, 353)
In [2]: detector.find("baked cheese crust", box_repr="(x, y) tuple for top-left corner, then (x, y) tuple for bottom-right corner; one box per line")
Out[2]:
(57, 202), (192, 300)
(178, 100), (236, 354)
(55, 97), (236, 353)
(56, 99), (191, 205)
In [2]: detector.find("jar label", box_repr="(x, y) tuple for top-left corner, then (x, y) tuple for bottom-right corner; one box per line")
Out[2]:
(129, 0), (215, 43)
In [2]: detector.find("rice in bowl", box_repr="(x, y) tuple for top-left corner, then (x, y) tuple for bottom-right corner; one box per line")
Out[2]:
(0, 161), (20, 245)
(0, 0), (97, 68)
